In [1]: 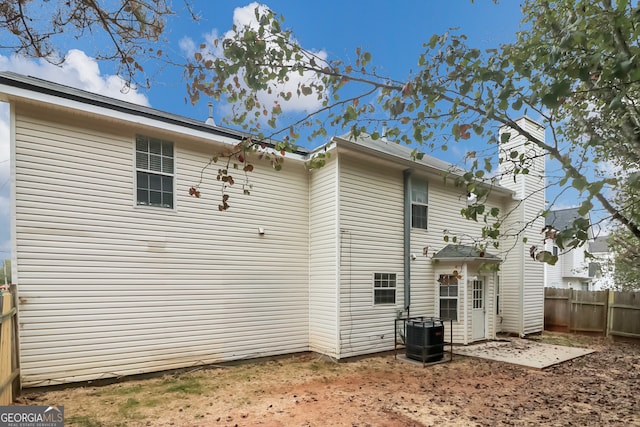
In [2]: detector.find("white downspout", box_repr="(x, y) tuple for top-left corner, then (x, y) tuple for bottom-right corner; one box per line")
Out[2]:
(462, 262), (468, 345)
(335, 156), (341, 358)
(403, 169), (413, 316)
(520, 191), (526, 337)
(9, 103), (17, 286)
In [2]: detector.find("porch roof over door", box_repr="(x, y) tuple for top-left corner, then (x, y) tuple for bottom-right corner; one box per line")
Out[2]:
(432, 244), (501, 262)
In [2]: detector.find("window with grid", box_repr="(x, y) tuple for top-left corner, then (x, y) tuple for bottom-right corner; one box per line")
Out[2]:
(411, 178), (428, 229)
(136, 135), (174, 208)
(472, 280), (484, 309)
(374, 273), (396, 305)
(438, 274), (458, 321)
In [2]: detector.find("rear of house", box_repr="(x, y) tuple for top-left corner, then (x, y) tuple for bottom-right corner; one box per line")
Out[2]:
(308, 127), (546, 356)
(329, 137), (509, 354)
(4, 73), (311, 386)
(1, 72), (545, 387)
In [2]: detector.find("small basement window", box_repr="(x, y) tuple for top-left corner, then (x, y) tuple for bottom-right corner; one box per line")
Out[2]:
(374, 273), (396, 305)
(136, 135), (174, 208)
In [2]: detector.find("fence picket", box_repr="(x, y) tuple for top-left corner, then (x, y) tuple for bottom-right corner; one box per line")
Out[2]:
(545, 288), (640, 340)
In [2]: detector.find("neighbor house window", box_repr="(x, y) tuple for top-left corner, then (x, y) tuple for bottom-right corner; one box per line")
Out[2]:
(136, 135), (174, 208)
(552, 246), (558, 256)
(438, 274), (458, 321)
(374, 273), (396, 305)
(411, 178), (428, 229)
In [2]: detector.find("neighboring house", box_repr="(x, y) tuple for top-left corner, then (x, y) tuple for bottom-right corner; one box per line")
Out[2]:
(0, 72), (545, 387)
(543, 207), (595, 290)
(589, 235), (615, 290)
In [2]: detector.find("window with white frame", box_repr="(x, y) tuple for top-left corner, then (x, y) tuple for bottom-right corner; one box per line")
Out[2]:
(374, 273), (396, 305)
(136, 135), (174, 208)
(438, 274), (458, 321)
(411, 178), (428, 229)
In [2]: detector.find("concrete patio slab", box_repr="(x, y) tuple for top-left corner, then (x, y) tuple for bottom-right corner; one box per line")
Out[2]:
(451, 338), (595, 369)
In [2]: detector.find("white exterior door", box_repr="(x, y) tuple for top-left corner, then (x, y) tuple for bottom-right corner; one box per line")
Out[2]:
(472, 279), (486, 340)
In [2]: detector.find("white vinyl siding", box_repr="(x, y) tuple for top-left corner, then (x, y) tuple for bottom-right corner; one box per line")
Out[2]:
(337, 154), (404, 359)
(409, 173), (502, 344)
(498, 203), (526, 334)
(309, 157), (339, 357)
(333, 150), (502, 351)
(498, 117), (546, 336)
(14, 105), (310, 386)
(523, 203), (545, 334)
(7, 77), (549, 384)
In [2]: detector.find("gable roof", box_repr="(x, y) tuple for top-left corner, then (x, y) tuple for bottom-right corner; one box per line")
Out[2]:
(334, 134), (466, 175)
(545, 207), (582, 231)
(330, 134), (515, 197)
(432, 244), (500, 262)
(0, 71), (516, 195)
(0, 71), (311, 155)
(589, 235), (610, 253)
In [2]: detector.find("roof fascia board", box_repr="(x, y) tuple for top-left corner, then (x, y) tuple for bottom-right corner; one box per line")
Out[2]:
(434, 257), (502, 262)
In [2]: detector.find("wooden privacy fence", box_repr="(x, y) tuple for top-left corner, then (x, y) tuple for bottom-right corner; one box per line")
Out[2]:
(544, 288), (640, 339)
(0, 286), (19, 404)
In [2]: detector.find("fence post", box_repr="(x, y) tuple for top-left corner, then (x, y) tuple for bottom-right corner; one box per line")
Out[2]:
(0, 291), (13, 405)
(9, 284), (20, 398)
(606, 288), (613, 338)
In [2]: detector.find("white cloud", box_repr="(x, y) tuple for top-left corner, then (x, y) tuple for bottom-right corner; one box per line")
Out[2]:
(233, 2), (265, 31)
(180, 3), (328, 119)
(179, 37), (197, 59)
(0, 50), (150, 105)
(0, 50), (151, 260)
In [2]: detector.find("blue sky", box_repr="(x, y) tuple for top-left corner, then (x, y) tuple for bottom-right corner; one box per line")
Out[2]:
(148, 1), (524, 129)
(0, 1), (526, 260)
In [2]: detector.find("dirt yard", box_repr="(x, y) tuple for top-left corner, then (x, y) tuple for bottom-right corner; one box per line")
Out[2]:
(16, 333), (640, 426)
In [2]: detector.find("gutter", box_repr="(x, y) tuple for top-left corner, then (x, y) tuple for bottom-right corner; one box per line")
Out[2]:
(433, 257), (501, 263)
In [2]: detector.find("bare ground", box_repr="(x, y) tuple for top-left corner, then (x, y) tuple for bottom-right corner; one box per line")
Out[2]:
(16, 333), (640, 426)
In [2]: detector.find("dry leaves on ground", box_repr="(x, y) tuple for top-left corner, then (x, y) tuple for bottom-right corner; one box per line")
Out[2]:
(16, 333), (640, 426)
